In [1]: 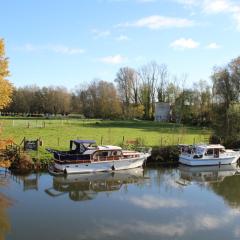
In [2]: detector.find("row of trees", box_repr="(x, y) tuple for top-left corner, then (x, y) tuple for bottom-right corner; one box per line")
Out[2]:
(4, 65), (212, 125)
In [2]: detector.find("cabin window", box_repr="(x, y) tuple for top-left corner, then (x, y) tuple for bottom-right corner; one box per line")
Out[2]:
(206, 149), (213, 155)
(72, 144), (77, 151)
(101, 151), (108, 157)
(94, 151), (109, 158)
(79, 144), (85, 153)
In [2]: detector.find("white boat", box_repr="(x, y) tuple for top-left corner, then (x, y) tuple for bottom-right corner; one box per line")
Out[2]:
(47, 140), (151, 174)
(179, 144), (240, 166)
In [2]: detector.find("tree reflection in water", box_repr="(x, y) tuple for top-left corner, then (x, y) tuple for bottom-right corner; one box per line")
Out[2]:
(178, 164), (240, 208)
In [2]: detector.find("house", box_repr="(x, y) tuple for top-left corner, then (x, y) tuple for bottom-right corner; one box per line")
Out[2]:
(155, 102), (171, 122)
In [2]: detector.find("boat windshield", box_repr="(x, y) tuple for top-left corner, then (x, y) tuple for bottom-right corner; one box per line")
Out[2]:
(196, 147), (205, 155)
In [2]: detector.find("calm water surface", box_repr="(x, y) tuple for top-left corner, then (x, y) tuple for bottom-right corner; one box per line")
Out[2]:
(1, 165), (240, 240)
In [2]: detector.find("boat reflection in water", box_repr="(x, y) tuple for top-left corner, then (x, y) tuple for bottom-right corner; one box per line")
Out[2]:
(178, 164), (239, 185)
(45, 168), (145, 201)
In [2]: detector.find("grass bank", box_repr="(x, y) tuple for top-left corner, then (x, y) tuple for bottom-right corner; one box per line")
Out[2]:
(0, 118), (211, 163)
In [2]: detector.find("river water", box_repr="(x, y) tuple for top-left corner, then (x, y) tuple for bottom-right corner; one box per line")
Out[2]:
(1, 165), (240, 240)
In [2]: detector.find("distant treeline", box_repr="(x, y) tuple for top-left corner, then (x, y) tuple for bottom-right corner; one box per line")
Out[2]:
(4, 62), (212, 124)
(3, 57), (240, 146)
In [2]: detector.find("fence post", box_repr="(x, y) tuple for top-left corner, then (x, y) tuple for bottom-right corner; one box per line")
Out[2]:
(122, 136), (125, 145)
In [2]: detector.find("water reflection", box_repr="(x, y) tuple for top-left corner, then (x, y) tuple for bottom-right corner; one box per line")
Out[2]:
(178, 164), (238, 184)
(178, 164), (240, 209)
(45, 168), (145, 201)
(2, 167), (240, 240)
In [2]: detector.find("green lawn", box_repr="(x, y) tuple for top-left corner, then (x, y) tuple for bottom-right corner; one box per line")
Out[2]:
(0, 118), (211, 162)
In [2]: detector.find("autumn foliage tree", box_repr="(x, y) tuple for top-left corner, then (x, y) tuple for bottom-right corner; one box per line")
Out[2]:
(0, 39), (12, 110)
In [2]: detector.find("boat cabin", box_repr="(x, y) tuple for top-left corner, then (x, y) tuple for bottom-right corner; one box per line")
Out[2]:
(181, 144), (226, 159)
(53, 140), (124, 163)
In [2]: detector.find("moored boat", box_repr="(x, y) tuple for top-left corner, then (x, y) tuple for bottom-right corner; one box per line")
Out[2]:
(47, 139), (151, 174)
(179, 144), (240, 166)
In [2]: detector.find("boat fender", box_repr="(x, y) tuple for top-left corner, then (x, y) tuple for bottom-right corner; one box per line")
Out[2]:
(111, 165), (115, 171)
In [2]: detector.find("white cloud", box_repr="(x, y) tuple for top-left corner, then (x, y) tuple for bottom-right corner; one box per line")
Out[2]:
(175, 0), (240, 31)
(116, 35), (130, 41)
(99, 54), (127, 64)
(50, 45), (85, 54)
(80, 220), (187, 238)
(195, 214), (223, 230)
(14, 44), (85, 55)
(170, 38), (200, 49)
(202, 0), (232, 13)
(206, 42), (221, 49)
(128, 195), (187, 209)
(118, 15), (194, 29)
(92, 29), (111, 38)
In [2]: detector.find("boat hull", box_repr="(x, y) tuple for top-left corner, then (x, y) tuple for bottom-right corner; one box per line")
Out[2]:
(179, 154), (240, 166)
(53, 154), (149, 174)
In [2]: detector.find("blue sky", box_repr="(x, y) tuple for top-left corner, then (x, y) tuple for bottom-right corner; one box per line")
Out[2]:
(1, 0), (240, 90)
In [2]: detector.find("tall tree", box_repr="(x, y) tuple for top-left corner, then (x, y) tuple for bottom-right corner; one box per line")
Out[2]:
(212, 57), (240, 143)
(0, 39), (12, 110)
(115, 67), (136, 117)
(156, 64), (169, 102)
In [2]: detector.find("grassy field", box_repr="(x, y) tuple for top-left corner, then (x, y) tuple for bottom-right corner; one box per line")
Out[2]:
(0, 118), (211, 162)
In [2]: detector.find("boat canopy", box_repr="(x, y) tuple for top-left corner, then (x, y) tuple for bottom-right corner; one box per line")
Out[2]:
(71, 140), (96, 145)
(70, 140), (96, 153)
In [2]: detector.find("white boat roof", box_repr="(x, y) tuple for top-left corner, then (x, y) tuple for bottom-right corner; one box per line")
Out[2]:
(83, 145), (122, 155)
(97, 145), (122, 151)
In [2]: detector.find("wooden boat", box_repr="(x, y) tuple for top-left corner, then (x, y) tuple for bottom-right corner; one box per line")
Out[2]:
(179, 144), (240, 166)
(47, 140), (151, 174)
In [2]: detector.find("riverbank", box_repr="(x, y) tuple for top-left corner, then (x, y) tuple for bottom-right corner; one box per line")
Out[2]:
(0, 118), (210, 171)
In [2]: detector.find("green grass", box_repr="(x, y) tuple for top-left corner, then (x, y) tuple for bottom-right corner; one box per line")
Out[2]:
(0, 118), (211, 162)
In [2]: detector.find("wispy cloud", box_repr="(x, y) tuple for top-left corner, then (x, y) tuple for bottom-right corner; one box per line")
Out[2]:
(170, 38), (200, 49)
(15, 44), (85, 55)
(79, 219), (187, 238)
(206, 42), (221, 49)
(115, 35), (130, 41)
(92, 29), (111, 38)
(98, 54), (127, 64)
(175, 0), (240, 31)
(117, 15), (194, 29)
(128, 195), (187, 209)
